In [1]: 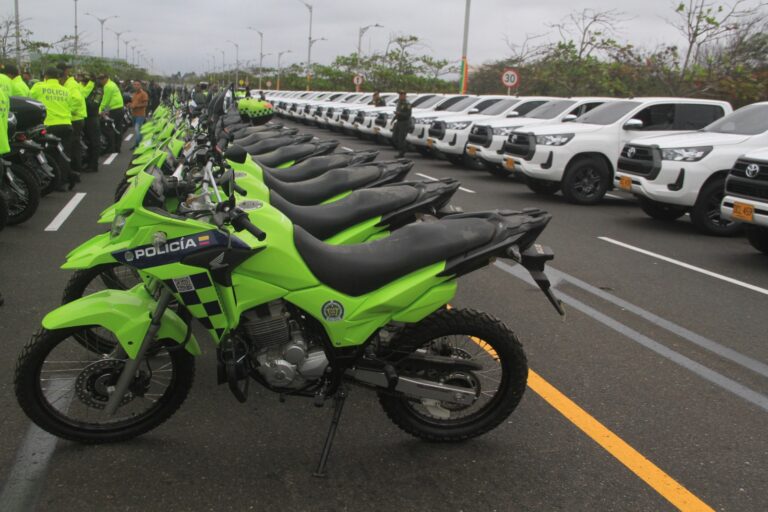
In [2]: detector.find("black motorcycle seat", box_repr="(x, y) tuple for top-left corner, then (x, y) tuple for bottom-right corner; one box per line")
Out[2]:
(264, 165), (382, 205)
(266, 152), (368, 183)
(243, 135), (312, 156)
(233, 130), (288, 146)
(294, 217), (497, 296)
(254, 143), (323, 169)
(271, 185), (419, 240)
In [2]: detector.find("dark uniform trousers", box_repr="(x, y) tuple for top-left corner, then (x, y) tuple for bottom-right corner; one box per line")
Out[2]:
(46, 124), (73, 188)
(69, 119), (84, 173)
(83, 116), (100, 171)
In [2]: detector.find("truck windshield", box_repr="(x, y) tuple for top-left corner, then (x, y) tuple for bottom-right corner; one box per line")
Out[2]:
(526, 100), (577, 119)
(415, 96), (444, 109)
(480, 99), (521, 116)
(577, 101), (641, 125)
(703, 104), (768, 135)
(445, 97), (479, 112)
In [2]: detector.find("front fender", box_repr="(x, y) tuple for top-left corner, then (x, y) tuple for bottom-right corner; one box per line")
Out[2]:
(42, 286), (201, 358)
(62, 232), (118, 269)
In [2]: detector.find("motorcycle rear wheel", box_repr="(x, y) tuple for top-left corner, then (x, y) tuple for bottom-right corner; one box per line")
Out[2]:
(377, 307), (527, 442)
(15, 327), (194, 444)
(5, 163), (41, 225)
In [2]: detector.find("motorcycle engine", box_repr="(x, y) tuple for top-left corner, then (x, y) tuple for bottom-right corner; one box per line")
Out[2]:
(240, 301), (328, 389)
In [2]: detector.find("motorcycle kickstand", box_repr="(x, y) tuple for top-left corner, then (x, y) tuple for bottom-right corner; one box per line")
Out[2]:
(312, 386), (348, 478)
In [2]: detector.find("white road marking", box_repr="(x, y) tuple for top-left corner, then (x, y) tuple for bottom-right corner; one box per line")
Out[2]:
(459, 186), (476, 194)
(103, 153), (118, 165)
(341, 146), (353, 152)
(44, 193), (86, 232)
(124, 133), (133, 141)
(599, 236), (768, 297)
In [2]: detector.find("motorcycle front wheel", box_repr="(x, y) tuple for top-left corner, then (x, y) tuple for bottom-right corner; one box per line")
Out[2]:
(377, 307), (528, 442)
(15, 327), (195, 443)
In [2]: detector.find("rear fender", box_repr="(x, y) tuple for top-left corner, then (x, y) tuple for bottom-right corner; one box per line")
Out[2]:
(42, 286), (201, 358)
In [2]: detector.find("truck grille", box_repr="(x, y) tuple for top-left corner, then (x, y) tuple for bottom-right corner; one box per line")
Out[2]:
(354, 112), (365, 125)
(731, 160), (768, 181)
(725, 180), (768, 200)
(502, 132), (535, 160)
(468, 125), (492, 147)
(429, 121), (446, 140)
(341, 109), (351, 121)
(618, 145), (662, 180)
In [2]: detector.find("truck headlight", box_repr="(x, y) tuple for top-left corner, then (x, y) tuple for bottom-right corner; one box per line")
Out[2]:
(493, 126), (520, 136)
(535, 134), (574, 146)
(661, 146), (713, 162)
(446, 121), (471, 130)
(416, 117), (437, 125)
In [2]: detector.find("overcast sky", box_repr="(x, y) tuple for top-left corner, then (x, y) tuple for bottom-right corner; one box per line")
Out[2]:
(14, 0), (695, 75)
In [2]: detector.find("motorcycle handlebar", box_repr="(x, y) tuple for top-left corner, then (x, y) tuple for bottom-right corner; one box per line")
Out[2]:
(230, 208), (267, 241)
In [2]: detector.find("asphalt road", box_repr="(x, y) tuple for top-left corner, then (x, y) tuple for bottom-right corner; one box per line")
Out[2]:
(0, 118), (766, 512)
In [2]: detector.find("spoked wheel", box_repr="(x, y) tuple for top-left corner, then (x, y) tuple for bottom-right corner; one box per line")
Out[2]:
(15, 328), (195, 443)
(690, 178), (741, 236)
(63, 263), (144, 353)
(378, 308), (527, 442)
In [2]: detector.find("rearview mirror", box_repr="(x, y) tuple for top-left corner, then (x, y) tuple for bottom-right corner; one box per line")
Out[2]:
(562, 114), (577, 122)
(623, 118), (643, 130)
(506, 111), (520, 118)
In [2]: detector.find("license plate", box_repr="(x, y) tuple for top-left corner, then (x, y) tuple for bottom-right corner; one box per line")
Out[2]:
(427, 138), (434, 148)
(467, 146), (477, 156)
(374, 127), (380, 133)
(503, 157), (515, 171)
(732, 202), (754, 223)
(619, 176), (632, 191)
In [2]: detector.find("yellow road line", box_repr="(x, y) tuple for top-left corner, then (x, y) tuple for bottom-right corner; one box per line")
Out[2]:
(453, 304), (713, 511)
(527, 370), (714, 512)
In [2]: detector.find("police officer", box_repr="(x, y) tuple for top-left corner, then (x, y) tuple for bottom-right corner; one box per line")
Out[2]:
(0, 84), (8, 306)
(59, 63), (86, 176)
(30, 67), (78, 190)
(370, 91), (385, 107)
(79, 72), (103, 173)
(97, 73), (125, 153)
(0, 65), (11, 96)
(392, 90), (412, 158)
(4, 64), (30, 97)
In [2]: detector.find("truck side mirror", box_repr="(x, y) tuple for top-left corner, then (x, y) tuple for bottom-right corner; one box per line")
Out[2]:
(468, 108), (480, 114)
(506, 111), (520, 118)
(623, 118), (643, 130)
(562, 114), (577, 122)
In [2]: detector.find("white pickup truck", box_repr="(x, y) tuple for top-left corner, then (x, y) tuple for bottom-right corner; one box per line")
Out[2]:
(616, 102), (768, 235)
(427, 96), (555, 166)
(721, 148), (768, 253)
(467, 97), (611, 176)
(374, 94), (456, 141)
(502, 98), (732, 204)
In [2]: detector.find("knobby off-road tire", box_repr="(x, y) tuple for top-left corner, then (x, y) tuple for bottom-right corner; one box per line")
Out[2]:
(6, 163), (41, 225)
(377, 307), (528, 442)
(15, 328), (195, 444)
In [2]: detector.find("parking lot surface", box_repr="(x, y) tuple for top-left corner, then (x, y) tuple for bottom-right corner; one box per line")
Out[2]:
(0, 120), (766, 512)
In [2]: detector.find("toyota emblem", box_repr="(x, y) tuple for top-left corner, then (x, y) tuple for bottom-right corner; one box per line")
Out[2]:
(746, 163), (760, 178)
(627, 147), (636, 158)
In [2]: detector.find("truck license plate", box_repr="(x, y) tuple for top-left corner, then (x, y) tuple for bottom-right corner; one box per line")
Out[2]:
(619, 176), (632, 191)
(427, 138), (433, 148)
(503, 158), (515, 171)
(466, 146), (477, 156)
(732, 202), (754, 223)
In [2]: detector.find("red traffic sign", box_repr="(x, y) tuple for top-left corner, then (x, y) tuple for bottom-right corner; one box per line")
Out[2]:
(353, 74), (365, 86)
(501, 68), (520, 89)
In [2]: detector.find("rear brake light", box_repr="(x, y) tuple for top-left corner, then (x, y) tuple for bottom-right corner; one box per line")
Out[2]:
(40, 129), (47, 136)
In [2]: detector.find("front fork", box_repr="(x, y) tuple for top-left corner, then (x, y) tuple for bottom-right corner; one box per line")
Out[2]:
(104, 287), (174, 416)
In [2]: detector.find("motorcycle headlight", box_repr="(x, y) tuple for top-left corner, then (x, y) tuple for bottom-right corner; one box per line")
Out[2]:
(110, 213), (128, 239)
(661, 146), (713, 162)
(446, 121), (471, 130)
(493, 126), (520, 136)
(535, 133), (574, 146)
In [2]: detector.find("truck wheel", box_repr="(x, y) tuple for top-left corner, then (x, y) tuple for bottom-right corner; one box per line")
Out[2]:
(487, 166), (512, 178)
(638, 197), (687, 221)
(524, 176), (560, 195)
(690, 178), (742, 236)
(745, 226), (768, 255)
(561, 157), (610, 205)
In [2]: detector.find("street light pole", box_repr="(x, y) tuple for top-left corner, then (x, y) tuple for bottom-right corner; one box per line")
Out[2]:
(85, 13), (119, 59)
(308, 36), (326, 90)
(298, 1), (313, 91)
(247, 27), (266, 90)
(277, 50), (292, 91)
(124, 39), (132, 63)
(459, 0), (471, 94)
(356, 23), (382, 92)
(13, 0), (21, 67)
(109, 29), (129, 59)
(73, 0), (79, 64)
(227, 40), (240, 87)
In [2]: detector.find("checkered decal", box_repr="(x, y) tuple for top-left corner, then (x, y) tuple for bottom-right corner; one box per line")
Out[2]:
(164, 273), (228, 341)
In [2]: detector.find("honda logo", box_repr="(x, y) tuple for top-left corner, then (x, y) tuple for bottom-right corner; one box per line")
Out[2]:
(746, 163), (760, 178)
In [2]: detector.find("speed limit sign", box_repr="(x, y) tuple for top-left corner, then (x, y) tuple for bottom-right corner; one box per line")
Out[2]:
(353, 74), (365, 86)
(501, 68), (520, 89)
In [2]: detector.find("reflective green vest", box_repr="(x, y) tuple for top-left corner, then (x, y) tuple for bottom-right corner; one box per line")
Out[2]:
(81, 80), (95, 98)
(0, 73), (11, 97)
(64, 77), (86, 121)
(30, 78), (72, 126)
(0, 88), (10, 155)
(99, 79), (124, 113)
(10, 75), (30, 97)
